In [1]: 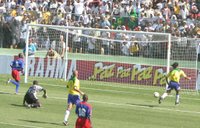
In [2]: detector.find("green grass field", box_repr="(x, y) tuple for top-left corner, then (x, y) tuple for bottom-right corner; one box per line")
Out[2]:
(0, 74), (200, 128)
(1, 48), (200, 128)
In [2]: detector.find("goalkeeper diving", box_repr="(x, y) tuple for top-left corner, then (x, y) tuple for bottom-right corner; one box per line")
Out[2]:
(23, 80), (48, 108)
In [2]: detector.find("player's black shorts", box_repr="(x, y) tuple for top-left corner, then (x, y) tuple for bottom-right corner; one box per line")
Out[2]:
(24, 92), (38, 104)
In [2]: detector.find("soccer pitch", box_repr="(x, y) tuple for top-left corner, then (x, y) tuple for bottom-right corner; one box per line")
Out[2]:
(0, 75), (200, 128)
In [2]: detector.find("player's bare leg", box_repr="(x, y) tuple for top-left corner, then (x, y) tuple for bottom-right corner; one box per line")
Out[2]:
(63, 103), (72, 126)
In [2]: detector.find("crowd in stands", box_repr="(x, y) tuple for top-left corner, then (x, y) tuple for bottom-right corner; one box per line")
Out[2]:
(0, 0), (200, 57)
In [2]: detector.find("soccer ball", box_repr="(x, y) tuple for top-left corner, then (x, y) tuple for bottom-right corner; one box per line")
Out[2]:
(154, 92), (160, 98)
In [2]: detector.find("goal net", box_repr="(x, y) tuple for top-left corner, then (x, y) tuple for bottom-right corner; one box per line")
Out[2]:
(24, 24), (199, 92)
(170, 37), (199, 92)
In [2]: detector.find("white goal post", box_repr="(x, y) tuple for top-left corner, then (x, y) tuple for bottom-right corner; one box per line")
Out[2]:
(24, 24), (199, 92)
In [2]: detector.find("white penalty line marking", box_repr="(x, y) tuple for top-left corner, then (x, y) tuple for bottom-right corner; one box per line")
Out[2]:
(91, 100), (200, 115)
(0, 121), (44, 128)
(27, 77), (161, 91)
(32, 79), (159, 91)
(48, 96), (200, 115)
(27, 77), (199, 94)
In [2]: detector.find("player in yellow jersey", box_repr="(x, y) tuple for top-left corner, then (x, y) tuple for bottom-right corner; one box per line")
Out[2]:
(63, 70), (84, 126)
(159, 62), (191, 105)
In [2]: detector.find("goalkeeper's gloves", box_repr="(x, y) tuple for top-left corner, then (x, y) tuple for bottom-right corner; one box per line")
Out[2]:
(43, 94), (48, 99)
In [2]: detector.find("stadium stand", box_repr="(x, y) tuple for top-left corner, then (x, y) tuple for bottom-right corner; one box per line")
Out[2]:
(0, 0), (199, 56)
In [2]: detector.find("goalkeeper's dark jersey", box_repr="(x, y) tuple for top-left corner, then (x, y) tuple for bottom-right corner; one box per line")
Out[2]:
(27, 85), (43, 99)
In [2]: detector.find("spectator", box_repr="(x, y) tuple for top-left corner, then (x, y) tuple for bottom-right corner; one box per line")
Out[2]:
(0, 0), (199, 58)
(191, 2), (199, 19)
(121, 35), (130, 56)
(55, 34), (66, 58)
(65, 0), (73, 19)
(46, 47), (61, 59)
(72, 23), (82, 53)
(112, 5), (120, 17)
(87, 29), (95, 54)
(101, 26), (111, 55)
(163, 3), (171, 20)
(174, 1), (180, 18)
(129, 41), (140, 56)
(81, 27), (89, 53)
(100, 15), (110, 28)
(73, 0), (84, 21)
(101, 1), (109, 14)
(19, 20), (27, 48)
(82, 11), (90, 26)
(23, 38), (37, 57)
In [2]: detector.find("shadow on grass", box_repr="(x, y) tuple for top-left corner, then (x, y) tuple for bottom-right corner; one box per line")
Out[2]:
(0, 91), (12, 95)
(19, 119), (64, 126)
(11, 104), (25, 108)
(126, 103), (158, 108)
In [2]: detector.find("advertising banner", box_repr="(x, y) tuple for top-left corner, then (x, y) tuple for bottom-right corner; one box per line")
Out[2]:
(0, 56), (197, 89)
(26, 58), (197, 89)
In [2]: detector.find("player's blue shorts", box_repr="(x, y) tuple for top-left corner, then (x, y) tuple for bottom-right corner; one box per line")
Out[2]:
(167, 81), (180, 91)
(67, 94), (80, 105)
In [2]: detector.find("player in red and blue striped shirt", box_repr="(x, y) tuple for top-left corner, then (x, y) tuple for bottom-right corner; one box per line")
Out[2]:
(7, 53), (24, 94)
(75, 94), (92, 128)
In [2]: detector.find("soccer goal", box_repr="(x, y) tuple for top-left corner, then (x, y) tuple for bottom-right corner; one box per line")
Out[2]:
(24, 24), (200, 92)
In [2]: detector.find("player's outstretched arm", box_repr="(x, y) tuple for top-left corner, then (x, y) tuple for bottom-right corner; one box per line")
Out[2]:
(74, 87), (84, 95)
(165, 76), (170, 85)
(185, 76), (191, 80)
(42, 89), (48, 98)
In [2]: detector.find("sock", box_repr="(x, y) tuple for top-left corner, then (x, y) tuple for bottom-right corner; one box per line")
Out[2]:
(161, 92), (168, 100)
(176, 94), (180, 103)
(10, 80), (20, 93)
(64, 110), (70, 122)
